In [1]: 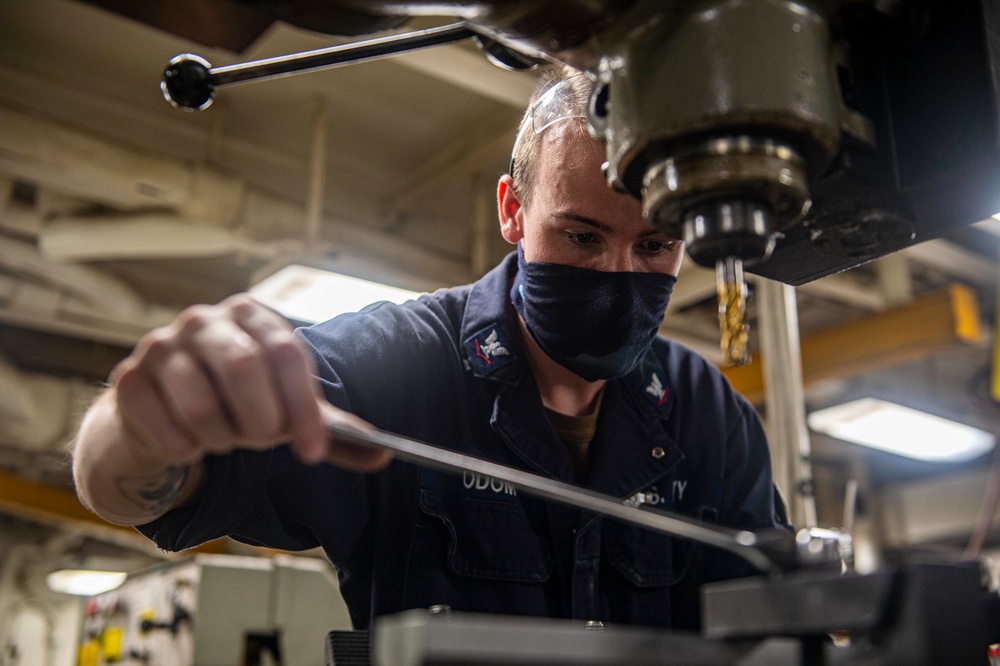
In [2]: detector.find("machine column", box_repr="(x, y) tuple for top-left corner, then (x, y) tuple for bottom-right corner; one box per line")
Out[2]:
(758, 279), (817, 528)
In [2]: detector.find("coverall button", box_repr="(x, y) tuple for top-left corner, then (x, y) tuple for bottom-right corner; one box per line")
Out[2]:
(651, 447), (666, 459)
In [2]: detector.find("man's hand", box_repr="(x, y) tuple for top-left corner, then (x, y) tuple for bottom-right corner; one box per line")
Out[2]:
(109, 294), (391, 471)
(73, 294), (391, 527)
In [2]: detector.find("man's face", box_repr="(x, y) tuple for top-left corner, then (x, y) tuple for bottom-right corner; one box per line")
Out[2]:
(501, 123), (684, 277)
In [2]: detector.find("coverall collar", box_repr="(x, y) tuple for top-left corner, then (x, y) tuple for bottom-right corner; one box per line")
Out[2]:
(460, 251), (525, 386)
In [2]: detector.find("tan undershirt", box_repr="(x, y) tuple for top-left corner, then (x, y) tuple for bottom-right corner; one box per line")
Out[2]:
(544, 389), (605, 484)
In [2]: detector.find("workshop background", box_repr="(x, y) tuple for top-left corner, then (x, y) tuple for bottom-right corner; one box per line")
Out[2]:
(1, 0), (999, 664)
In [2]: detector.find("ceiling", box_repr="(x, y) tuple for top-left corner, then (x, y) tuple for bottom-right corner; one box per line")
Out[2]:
(0, 0), (999, 562)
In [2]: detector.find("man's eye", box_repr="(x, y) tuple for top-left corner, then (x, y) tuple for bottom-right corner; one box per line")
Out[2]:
(640, 239), (675, 253)
(568, 232), (598, 245)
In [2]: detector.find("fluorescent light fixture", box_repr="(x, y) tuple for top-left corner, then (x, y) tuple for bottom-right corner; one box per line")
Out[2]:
(46, 570), (127, 596)
(978, 216), (1000, 235)
(807, 398), (994, 462)
(250, 264), (421, 325)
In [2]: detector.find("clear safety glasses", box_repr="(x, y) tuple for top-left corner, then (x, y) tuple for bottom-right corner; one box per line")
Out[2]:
(530, 76), (588, 133)
(510, 74), (590, 173)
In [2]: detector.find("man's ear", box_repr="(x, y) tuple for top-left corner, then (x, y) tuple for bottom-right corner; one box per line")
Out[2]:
(497, 174), (524, 245)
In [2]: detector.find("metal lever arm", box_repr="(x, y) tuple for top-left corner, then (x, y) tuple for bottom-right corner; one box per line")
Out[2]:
(161, 22), (475, 111)
(322, 414), (779, 573)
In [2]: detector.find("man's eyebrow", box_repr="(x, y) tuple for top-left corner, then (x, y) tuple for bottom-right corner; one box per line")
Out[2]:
(555, 212), (663, 237)
(554, 212), (613, 233)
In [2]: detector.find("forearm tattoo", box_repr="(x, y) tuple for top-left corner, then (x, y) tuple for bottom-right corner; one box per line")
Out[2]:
(115, 465), (190, 513)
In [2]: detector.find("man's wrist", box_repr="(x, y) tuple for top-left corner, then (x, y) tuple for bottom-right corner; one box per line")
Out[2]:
(108, 388), (198, 469)
(111, 464), (194, 518)
(75, 389), (203, 524)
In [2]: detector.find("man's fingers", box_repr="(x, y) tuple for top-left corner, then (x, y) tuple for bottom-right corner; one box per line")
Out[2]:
(183, 318), (284, 444)
(325, 438), (395, 472)
(318, 402), (393, 472)
(228, 298), (328, 462)
(115, 368), (200, 461)
(270, 341), (327, 463)
(155, 350), (240, 454)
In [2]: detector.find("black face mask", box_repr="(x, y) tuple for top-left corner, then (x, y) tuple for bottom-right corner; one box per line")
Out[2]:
(510, 245), (677, 381)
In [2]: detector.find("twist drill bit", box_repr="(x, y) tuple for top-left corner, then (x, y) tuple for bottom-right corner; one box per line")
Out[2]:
(716, 256), (750, 366)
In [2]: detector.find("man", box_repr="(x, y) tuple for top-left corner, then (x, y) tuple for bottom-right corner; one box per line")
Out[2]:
(72, 67), (788, 631)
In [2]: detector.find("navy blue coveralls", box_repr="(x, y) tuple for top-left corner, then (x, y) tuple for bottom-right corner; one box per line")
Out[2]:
(137, 251), (789, 631)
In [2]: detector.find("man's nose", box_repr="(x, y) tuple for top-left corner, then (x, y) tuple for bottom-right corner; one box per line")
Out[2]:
(602, 249), (636, 273)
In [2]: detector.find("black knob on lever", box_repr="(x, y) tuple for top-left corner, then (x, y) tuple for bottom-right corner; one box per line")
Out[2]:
(160, 54), (216, 111)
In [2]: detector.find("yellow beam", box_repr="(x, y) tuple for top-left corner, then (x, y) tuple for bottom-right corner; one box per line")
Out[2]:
(0, 469), (227, 554)
(723, 283), (985, 405)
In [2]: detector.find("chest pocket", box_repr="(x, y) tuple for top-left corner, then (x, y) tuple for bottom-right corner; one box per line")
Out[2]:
(418, 489), (554, 582)
(604, 506), (717, 587)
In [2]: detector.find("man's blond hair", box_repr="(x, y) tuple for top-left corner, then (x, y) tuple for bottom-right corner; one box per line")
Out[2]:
(511, 66), (595, 207)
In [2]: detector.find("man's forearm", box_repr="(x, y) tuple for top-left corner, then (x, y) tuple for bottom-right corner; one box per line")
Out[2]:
(73, 389), (205, 526)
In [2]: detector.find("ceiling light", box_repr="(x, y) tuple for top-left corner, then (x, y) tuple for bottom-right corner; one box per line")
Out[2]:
(46, 570), (127, 596)
(249, 264), (421, 325)
(807, 398), (994, 462)
(979, 215), (1000, 235)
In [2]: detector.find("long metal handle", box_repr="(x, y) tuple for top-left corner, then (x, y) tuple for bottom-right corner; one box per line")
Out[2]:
(161, 22), (475, 110)
(214, 22), (474, 85)
(322, 417), (777, 573)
